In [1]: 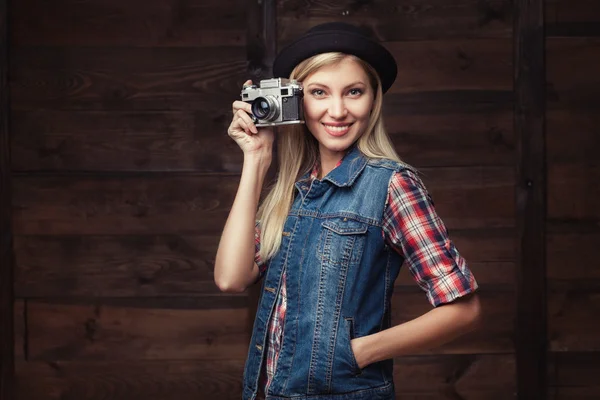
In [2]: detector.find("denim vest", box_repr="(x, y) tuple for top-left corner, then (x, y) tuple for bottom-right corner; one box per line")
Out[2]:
(243, 146), (417, 400)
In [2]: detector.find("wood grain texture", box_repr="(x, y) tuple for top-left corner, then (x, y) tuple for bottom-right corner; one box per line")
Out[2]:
(10, 109), (514, 172)
(515, 0), (547, 398)
(14, 235), (223, 297)
(386, 39), (512, 95)
(392, 290), (514, 354)
(394, 354), (515, 399)
(11, 110), (242, 173)
(11, 0), (246, 47)
(547, 109), (600, 165)
(546, 0), (600, 37)
(11, 167), (514, 236)
(548, 282), (600, 352)
(0, 0), (13, 396)
(548, 352), (600, 399)
(548, 163), (600, 220)
(23, 300), (249, 361)
(277, 0), (513, 42)
(15, 359), (245, 400)
(387, 110), (514, 167)
(547, 38), (600, 110)
(10, 47), (247, 111)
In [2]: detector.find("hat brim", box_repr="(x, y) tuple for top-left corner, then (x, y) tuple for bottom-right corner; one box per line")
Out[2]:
(273, 30), (397, 93)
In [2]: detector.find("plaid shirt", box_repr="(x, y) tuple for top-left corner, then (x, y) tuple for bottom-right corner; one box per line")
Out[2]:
(253, 162), (478, 396)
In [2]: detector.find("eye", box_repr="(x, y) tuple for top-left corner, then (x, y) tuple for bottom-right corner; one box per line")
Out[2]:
(348, 88), (364, 96)
(311, 89), (325, 97)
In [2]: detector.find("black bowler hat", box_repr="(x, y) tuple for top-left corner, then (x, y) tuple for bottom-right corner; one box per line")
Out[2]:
(273, 22), (398, 93)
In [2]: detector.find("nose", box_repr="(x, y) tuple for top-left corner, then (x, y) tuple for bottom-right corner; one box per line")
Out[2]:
(327, 96), (347, 119)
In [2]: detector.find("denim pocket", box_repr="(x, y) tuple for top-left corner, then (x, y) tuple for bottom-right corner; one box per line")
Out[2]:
(343, 317), (362, 376)
(318, 217), (368, 266)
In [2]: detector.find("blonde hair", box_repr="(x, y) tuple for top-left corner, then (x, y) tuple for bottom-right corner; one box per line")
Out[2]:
(257, 52), (403, 262)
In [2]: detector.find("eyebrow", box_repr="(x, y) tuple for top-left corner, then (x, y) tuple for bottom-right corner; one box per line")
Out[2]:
(306, 81), (367, 89)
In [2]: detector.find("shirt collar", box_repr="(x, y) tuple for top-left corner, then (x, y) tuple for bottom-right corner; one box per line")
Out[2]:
(299, 144), (368, 188)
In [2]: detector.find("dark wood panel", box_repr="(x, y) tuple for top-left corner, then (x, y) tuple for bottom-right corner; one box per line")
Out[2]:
(14, 301), (24, 360)
(548, 282), (600, 352)
(12, 167), (514, 236)
(24, 300), (249, 361)
(391, 290), (514, 354)
(0, 0), (12, 395)
(547, 109), (600, 165)
(384, 90), (513, 115)
(12, 175), (240, 236)
(548, 352), (600, 399)
(10, 47), (247, 111)
(15, 359), (244, 400)
(11, 110), (241, 172)
(14, 235), (223, 297)
(394, 354), (515, 399)
(386, 40), (512, 95)
(396, 228), (515, 286)
(547, 231), (600, 281)
(277, 0), (512, 41)
(387, 110), (515, 168)
(548, 164), (600, 220)
(547, 38), (600, 110)
(419, 166), (515, 229)
(11, 0), (246, 47)
(546, 0), (600, 37)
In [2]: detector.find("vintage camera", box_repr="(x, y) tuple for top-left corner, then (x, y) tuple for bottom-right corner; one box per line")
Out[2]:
(241, 78), (304, 127)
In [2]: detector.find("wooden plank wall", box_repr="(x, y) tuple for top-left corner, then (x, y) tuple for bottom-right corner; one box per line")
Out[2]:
(545, 0), (600, 398)
(10, 0), (252, 399)
(0, 0), (14, 398)
(278, 0), (516, 398)
(5, 0), (600, 399)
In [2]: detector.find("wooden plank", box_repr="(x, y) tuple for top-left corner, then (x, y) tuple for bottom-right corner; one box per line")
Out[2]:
(387, 110), (515, 167)
(25, 300), (249, 361)
(546, 0), (600, 37)
(548, 164), (600, 220)
(14, 235), (225, 297)
(13, 301), (24, 361)
(10, 108), (516, 174)
(277, 0), (513, 42)
(547, 109), (600, 165)
(0, 0), (13, 396)
(547, 38), (600, 110)
(548, 282), (600, 352)
(11, 0), (246, 47)
(15, 359), (245, 400)
(12, 167), (514, 236)
(12, 175), (240, 236)
(11, 110), (242, 173)
(391, 289), (515, 354)
(385, 39), (512, 95)
(394, 354), (516, 399)
(548, 352), (600, 399)
(547, 230), (600, 281)
(10, 47), (247, 111)
(514, 0), (547, 398)
(396, 228), (515, 286)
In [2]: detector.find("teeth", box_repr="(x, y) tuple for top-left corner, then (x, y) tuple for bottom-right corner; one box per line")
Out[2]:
(324, 125), (350, 131)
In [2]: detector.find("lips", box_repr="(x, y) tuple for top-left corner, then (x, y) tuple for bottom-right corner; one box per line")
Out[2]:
(322, 123), (353, 137)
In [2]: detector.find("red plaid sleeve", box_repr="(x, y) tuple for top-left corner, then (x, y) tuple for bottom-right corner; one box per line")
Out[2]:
(383, 169), (478, 307)
(255, 221), (268, 279)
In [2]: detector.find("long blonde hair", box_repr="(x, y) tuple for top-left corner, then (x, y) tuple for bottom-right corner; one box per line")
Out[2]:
(257, 52), (403, 262)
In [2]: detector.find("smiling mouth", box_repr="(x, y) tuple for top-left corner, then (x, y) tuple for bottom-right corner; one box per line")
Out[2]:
(322, 123), (353, 132)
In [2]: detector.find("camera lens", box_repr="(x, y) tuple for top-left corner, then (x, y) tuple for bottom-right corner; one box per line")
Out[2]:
(251, 96), (279, 122)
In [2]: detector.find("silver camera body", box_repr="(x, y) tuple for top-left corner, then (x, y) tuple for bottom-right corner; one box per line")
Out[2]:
(241, 78), (304, 127)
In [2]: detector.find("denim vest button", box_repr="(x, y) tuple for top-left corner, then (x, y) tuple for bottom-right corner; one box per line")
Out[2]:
(255, 344), (263, 351)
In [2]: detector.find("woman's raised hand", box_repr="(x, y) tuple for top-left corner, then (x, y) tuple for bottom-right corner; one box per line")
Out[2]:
(228, 80), (274, 157)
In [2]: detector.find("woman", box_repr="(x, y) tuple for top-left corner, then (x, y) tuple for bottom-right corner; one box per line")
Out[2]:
(215, 22), (481, 400)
